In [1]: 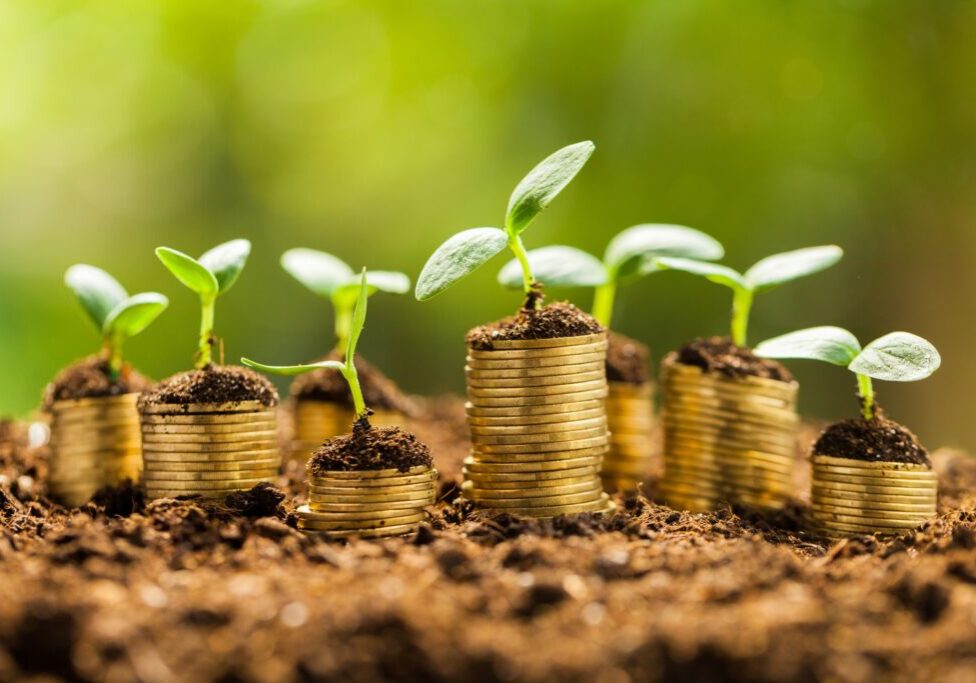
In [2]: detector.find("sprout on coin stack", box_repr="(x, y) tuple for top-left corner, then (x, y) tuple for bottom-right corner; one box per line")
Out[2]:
(416, 141), (613, 518)
(44, 265), (168, 506)
(496, 225), (725, 492)
(280, 248), (413, 460)
(654, 246), (843, 512)
(243, 271), (437, 539)
(138, 240), (280, 501)
(756, 326), (941, 539)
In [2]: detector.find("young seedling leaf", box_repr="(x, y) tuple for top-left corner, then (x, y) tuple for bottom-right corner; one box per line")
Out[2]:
(415, 227), (509, 300)
(497, 246), (607, 289)
(604, 224), (725, 279)
(654, 257), (747, 291)
(240, 358), (346, 376)
(281, 248), (355, 298)
(199, 239), (251, 295)
(744, 245), (843, 292)
(65, 265), (129, 330)
(755, 326), (862, 366)
(156, 248), (219, 298)
(346, 270), (369, 361)
(506, 141), (595, 234)
(332, 271), (411, 311)
(103, 293), (169, 338)
(849, 332), (942, 382)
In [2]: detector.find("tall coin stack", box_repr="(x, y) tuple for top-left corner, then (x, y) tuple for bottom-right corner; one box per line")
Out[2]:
(601, 381), (655, 492)
(291, 401), (404, 462)
(659, 356), (798, 512)
(48, 394), (142, 506)
(809, 454), (937, 539)
(139, 400), (279, 500)
(462, 332), (614, 518)
(296, 465), (437, 538)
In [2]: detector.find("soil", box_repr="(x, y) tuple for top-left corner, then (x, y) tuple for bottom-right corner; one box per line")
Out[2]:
(2, 403), (976, 682)
(310, 418), (433, 474)
(606, 331), (650, 385)
(676, 336), (794, 382)
(139, 365), (278, 408)
(290, 352), (413, 414)
(466, 301), (603, 350)
(43, 355), (150, 407)
(814, 415), (930, 466)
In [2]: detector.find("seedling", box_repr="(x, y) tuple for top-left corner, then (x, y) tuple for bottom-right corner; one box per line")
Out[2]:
(656, 246), (843, 347)
(755, 326), (941, 420)
(415, 141), (595, 307)
(243, 270), (370, 420)
(496, 224), (725, 327)
(155, 239), (251, 368)
(64, 265), (169, 379)
(281, 248), (409, 353)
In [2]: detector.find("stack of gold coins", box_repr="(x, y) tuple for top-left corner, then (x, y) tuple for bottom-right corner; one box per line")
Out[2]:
(47, 394), (142, 506)
(462, 333), (614, 518)
(809, 454), (937, 539)
(659, 356), (798, 512)
(139, 401), (279, 500)
(601, 381), (655, 492)
(295, 465), (437, 538)
(291, 401), (405, 462)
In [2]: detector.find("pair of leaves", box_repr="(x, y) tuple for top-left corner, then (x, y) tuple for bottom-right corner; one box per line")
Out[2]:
(656, 245), (843, 294)
(495, 225), (725, 290)
(281, 248), (410, 309)
(65, 265), (168, 340)
(156, 239), (251, 300)
(415, 141), (595, 301)
(755, 327), (941, 382)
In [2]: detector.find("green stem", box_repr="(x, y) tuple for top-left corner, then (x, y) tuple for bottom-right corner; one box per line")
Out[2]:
(342, 364), (367, 419)
(197, 296), (215, 369)
(731, 287), (754, 347)
(592, 280), (616, 328)
(857, 373), (875, 420)
(334, 305), (352, 355)
(508, 233), (536, 298)
(107, 335), (124, 379)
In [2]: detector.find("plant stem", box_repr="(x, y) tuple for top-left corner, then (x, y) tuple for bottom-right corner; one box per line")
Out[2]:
(341, 364), (367, 419)
(197, 296), (215, 369)
(730, 287), (753, 347)
(107, 336), (124, 379)
(592, 280), (616, 328)
(334, 304), (352, 355)
(857, 373), (875, 420)
(507, 233), (537, 304)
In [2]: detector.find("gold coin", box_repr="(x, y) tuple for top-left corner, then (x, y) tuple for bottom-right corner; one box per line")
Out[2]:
(468, 389), (609, 410)
(50, 394), (139, 412)
(473, 333), (607, 350)
(470, 425), (608, 446)
(472, 436), (609, 458)
(808, 509), (928, 529)
(141, 431), (278, 446)
(142, 449), (279, 463)
(295, 504), (424, 522)
(310, 471), (438, 488)
(298, 513), (424, 531)
(462, 454), (602, 473)
(308, 466), (435, 480)
(140, 411), (276, 425)
(465, 361), (605, 380)
(468, 417), (607, 438)
(607, 381), (653, 397)
(145, 458), (280, 472)
(463, 465), (599, 483)
(53, 417), (139, 431)
(466, 353), (607, 372)
(811, 465), (935, 482)
(812, 471), (937, 488)
(307, 489), (435, 504)
(809, 519), (912, 537)
(142, 468), (279, 482)
(140, 421), (277, 435)
(303, 522), (420, 539)
(664, 388), (797, 414)
(466, 340), (608, 360)
(465, 407), (605, 427)
(140, 401), (272, 415)
(466, 488), (603, 508)
(811, 454), (932, 472)
(139, 439), (278, 453)
(811, 480), (936, 498)
(465, 447), (608, 465)
(467, 493), (612, 518)
(811, 500), (935, 516)
(464, 398), (605, 419)
(664, 371), (798, 399)
(665, 423), (796, 448)
(811, 490), (937, 506)
(463, 480), (601, 500)
(466, 370), (606, 390)
(310, 479), (436, 494)
(664, 362), (799, 394)
(307, 499), (431, 513)
(463, 473), (598, 491)
(467, 379), (606, 399)
(143, 475), (275, 489)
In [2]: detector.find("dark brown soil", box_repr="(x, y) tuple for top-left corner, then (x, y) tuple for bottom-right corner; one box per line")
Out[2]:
(139, 365), (278, 408)
(676, 336), (794, 382)
(310, 418), (433, 474)
(290, 352), (413, 413)
(814, 415), (930, 466)
(606, 331), (650, 385)
(466, 301), (603, 350)
(43, 355), (150, 407)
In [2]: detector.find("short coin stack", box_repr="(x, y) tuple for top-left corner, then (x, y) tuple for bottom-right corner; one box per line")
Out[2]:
(295, 465), (437, 538)
(601, 381), (655, 492)
(659, 357), (798, 512)
(48, 394), (142, 506)
(291, 401), (404, 462)
(809, 454), (937, 539)
(462, 332), (614, 518)
(139, 400), (279, 500)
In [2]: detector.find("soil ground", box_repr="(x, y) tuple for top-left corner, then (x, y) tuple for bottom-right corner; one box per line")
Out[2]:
(2, 400), (976, 683)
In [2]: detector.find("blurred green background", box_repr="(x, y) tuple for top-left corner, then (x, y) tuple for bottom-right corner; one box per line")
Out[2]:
(1, 0), (974, 451)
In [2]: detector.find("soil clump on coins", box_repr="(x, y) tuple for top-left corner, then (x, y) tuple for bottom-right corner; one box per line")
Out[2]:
(44, 356), (150, 407)
(139, 365), (278, 408)
(676, 336), (793, 382)
(814, 415), (929, 466)
(311, 418), (432, 474)
(466, 301), (603, 350)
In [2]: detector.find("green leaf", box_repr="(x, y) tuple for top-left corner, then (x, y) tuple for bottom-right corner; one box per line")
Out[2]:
(346, 270), (369, 361)
(331, 271), (411, 310)
(415, 227), (509, 300)
(64, 264), (128, 330)
(654, 257), (747, 290)
(497, 246), (607, 289)
(102, 292), (169, 338)
(604, 224), (725, 279)
(755, 326), (862, 366)
(156, 247), (219, 299)
(241, 358), (346, 377)
(505, 141), (595, 234)
(281, 248), (354, 298)
(199, 239), (251, 294)
(744, 245), (843, 292)
(849, 332), (941, 382)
